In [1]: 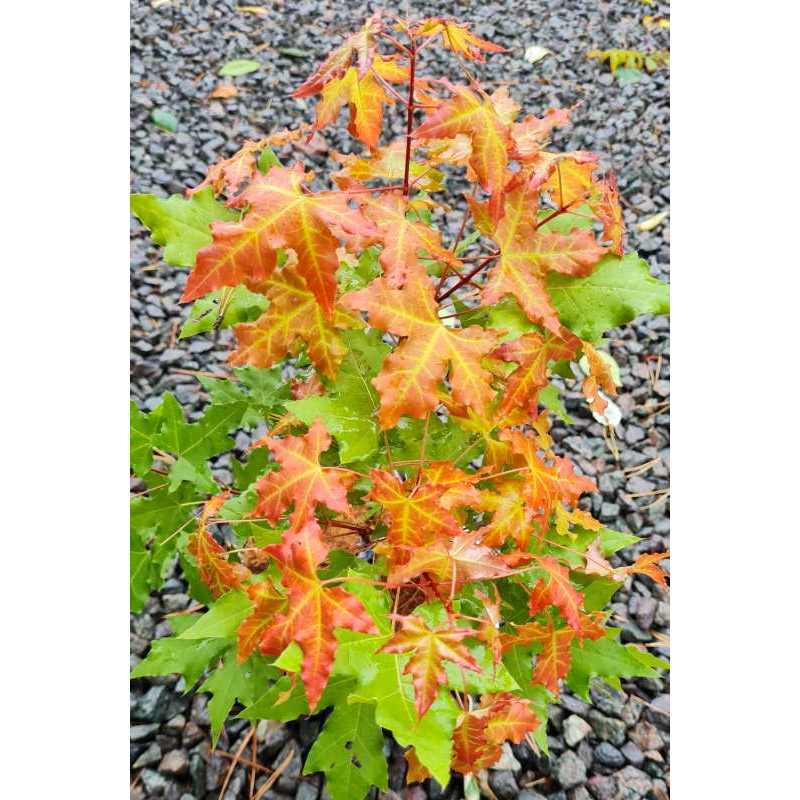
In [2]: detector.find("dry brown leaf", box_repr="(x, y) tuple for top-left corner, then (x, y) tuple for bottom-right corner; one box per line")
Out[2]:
(210, 85), (240, 100)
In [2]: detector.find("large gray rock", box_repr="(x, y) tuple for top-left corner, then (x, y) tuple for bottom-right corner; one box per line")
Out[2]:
(553, 750), (587, 790)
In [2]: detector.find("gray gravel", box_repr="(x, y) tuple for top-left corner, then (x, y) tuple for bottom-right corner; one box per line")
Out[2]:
(131, 0), (670, 797)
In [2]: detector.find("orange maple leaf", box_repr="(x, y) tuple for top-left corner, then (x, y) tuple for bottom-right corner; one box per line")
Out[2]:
(332, 140), (445, 192)
(363, 193), (462, 287)
(379, 614), (482, 718)
(411, 18), (505, 61)
(388, 531), (513, 591)
(511, 108), (572, 160)
(617, 550), (670, 589)
(342, 266), (498, 428)
(451, 693), (540, 773)
(186, 492), (252, 598)
(236, 580), (288, 662)
(257, 520), (378, 710)
(251, 419), (356, 529)
(228, 262), (361, 380)
(405, 747), (434, 784)
(479, 180), (607, 332)
(501, 428), (598, 534)
(581, 342), (618, 418)
(493, 329), (580, 415)
(182, 165), (377, 317)
(412, 82), (510, 219)
(313, 57), (409, 149)
(369, 468), (463, 570)
(501, 620), (577, 695)
(293, 12), (383, 97)
(187, 138), (269, 199)
(529, 556), (585, 630)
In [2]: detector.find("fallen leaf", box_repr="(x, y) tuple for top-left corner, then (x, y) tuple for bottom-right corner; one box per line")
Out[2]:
(279, 47), (312, 58)
(219, 59), (261, 77)
(209, 85), (240, 100)
(151, 109), (178, 132)
(636, 211), (669, 232)
(237, 5), (268, 15)
(524, 44), (552, 64)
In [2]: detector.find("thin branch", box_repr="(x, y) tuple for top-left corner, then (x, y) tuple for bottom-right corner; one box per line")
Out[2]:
(402, 37), (418, 195)
(435, 253), (499, 303)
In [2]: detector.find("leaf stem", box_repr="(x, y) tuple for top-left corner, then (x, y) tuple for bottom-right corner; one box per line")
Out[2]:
(435, 253), (499, 303)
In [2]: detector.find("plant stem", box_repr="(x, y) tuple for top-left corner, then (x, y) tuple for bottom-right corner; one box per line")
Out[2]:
(402, 36), (417, 196)
(435, 253), (499, 303)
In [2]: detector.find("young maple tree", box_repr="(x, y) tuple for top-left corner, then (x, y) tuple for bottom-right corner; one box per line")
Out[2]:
(131, 13), (670, 798)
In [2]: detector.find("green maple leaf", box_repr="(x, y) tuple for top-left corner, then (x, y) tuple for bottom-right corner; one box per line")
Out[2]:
(131, 186), (237, 267)
(199, 653), (246, 746)
(131, 636), (229, 688)
(179, 590), (252, 641)
(304, 703), (388, 800)
(546, 253), (670, 342)
(336, 630), (459, 786)
(131, 401), (158, 477)
(566, 633), (669, 700)
(239, 673), (356, 722)
(286, 329), (389, 463)
(130, 476), (199, 611)
(150, 392), (246, 491)
(181, 285), (267, 339)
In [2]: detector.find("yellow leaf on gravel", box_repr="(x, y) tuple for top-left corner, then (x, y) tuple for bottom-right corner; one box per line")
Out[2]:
(237, 5), (268, 15)
(636, 210), (669, 232)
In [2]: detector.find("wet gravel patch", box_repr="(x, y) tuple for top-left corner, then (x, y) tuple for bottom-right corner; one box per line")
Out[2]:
(131, 1), (669, 797)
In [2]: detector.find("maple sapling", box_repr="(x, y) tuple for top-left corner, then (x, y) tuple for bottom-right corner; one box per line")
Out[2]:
(131, 12), (670, 798)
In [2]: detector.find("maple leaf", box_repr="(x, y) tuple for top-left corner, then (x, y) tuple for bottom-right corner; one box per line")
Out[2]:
(250, 419), (356, 529)
(187, 138), (269, 199)
(583, 537), (616, 579)
(342, 267), (497, 428)
(412, 18), (505, 61)
(313, 57), (409, 149)
(501, 428), (598, 534)
(501, 620), (578, 695)
(493, 328), (580, 415)
(553, 501), (602, 540)
(412, 82), (510, 218)
(362, 193), (462, 287)
(405, 747), (434, 784)
(529, 556), (585, 630)
(451, 712), (498, 774)
(581, 342), (618, 417)
(616, 550), (670, 588)
(477, 477), (532, 548)
(451, 693), (539, 773)
(511, 108), (572, 160)
(379, 614), (482, 718)
(591, 169), (625, 255)
(474, 588), (504, 671)
(236, 580), (288, 662)
(187, 493), (252, 598)
(332, 140), (445, 192)
(258, 520), (379, 710)
(182, 165), (377, 317)
(293, 12), (383, 98)
(388, 531), (513, 591)
(228, 262), (361, 380)
(369, 469), (463, 570)
(544, 157), (599, 208)
(479, 181), (608, 332)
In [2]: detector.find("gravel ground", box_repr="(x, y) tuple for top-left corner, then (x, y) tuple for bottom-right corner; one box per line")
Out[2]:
(130, 1), (670, 797)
